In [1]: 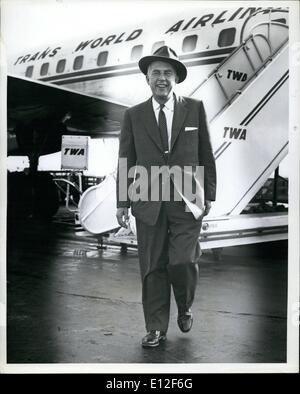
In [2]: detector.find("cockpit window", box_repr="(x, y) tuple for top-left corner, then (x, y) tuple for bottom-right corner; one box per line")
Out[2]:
(40, 63), (49, 76)
(131, 45), (143, 61)
(73, 55), (84, 70)
(218, 28), (236, 47)
(25, 65), (34, 77)
(56, 59), (66, 73)
(97, 51), (108, 66)
(182, 35), (198, 53)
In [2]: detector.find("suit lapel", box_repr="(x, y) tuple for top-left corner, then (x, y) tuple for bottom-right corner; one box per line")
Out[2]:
(170, 96), (188, 151)
(141, 98), (163, 152)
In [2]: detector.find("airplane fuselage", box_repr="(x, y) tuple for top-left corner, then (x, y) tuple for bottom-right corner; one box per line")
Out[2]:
(10, 6), (285, 106)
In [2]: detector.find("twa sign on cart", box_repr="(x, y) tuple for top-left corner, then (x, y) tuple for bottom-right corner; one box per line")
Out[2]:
(61, 135), (90, 170)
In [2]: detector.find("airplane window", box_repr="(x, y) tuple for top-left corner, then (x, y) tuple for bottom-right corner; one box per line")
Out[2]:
(131, 45), (143, 61)
(182, 35), (198, 53)
(73, 55), (84, 70)
(40, 63), (49, 76)
(218, 28), (236, 47)
(25, 65), (33, 77)
(152, 41), (165, 53)
(56, 59), (66, 73)
(97, 51), (108, 67)
(272, 18), (286, 24)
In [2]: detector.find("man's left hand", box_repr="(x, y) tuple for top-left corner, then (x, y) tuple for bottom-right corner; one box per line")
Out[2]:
(203, 200), (212, 216)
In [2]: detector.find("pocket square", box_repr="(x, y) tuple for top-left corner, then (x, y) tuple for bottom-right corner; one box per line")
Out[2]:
(185, 127), (198, 132)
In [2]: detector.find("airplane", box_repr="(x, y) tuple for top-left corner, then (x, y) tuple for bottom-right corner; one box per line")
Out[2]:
(6, 5), (290, 249)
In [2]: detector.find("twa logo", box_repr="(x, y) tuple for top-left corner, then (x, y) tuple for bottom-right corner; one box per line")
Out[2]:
(223, 126), (247, 140)
(227, 69), (248, 82)
(64, 148), (85, 156)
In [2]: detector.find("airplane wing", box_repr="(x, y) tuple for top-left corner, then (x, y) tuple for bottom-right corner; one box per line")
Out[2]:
(7, 74), (128, 137)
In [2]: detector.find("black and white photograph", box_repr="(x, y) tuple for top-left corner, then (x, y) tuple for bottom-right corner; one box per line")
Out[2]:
(0, 0), (299, 374)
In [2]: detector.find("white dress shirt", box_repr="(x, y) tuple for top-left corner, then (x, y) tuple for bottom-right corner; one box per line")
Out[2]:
(152, 95), (175, 150)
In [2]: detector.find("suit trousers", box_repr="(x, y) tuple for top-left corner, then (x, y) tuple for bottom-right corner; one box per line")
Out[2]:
(135, 199), (202, 333)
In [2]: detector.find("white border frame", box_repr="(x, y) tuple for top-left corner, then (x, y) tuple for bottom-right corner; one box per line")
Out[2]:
(0, 0), (299, 374)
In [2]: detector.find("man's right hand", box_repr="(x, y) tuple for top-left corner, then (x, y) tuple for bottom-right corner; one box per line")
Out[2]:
(116, 207), (129, 228)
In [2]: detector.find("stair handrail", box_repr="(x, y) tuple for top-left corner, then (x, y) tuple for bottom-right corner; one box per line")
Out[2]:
(190, 7), (289, 99)
(240, 8), (289, 43)
(189, 35), (288, 122)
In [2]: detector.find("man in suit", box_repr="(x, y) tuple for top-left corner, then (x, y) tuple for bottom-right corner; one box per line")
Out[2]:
(116, 46), (216, 348)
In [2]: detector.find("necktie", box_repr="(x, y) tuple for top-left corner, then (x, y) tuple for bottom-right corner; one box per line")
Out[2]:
(158, 104), (169, 152)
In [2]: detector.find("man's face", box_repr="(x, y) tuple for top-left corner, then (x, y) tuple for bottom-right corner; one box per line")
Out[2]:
(146, 61), (178, 102)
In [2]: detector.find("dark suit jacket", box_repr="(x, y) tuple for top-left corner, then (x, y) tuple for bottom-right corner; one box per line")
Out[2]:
(117, 95), (216, 225)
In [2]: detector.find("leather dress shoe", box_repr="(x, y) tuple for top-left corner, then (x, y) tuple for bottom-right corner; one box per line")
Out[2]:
(141, 330), (166, 348)
(177, 309), (193, 333)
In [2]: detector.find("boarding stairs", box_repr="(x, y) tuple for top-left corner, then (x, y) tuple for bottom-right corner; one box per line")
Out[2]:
(184, 9), (290, 248)
(191, 9), (289, 217)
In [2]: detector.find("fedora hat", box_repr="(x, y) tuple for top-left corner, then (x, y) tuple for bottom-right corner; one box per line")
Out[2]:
(138, 46), (187, 83)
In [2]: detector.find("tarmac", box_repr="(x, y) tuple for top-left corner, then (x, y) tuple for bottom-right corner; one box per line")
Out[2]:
(6, 207), (288, 364)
